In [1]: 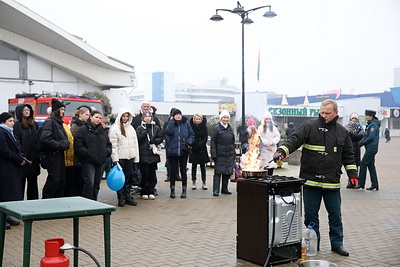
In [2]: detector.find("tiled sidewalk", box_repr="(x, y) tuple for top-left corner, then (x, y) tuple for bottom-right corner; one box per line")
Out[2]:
(1, 138), (399, 266)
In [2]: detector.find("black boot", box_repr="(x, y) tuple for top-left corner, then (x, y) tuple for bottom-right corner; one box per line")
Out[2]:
(213, 174), (220, 196)
(346, 180), (355, 189)
(201, 166), (207, 190)
(221, 176), (231, 194)
(6, 215), (20, 226)
(170, 185), (176, 198)
(125, 194), (137, 206)
(181, 186), (187, 198)
(117, 190), (125, 207)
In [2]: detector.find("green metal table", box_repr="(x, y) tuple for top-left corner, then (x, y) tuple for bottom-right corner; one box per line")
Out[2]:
(0, 197), (116, 267)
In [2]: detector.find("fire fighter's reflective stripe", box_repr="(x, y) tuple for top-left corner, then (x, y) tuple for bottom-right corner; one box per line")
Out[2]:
(304, 180), (341, 189)
(279, 145), (290, 156)
(303, 144), (325, 152)
(345, 164), (357, 171)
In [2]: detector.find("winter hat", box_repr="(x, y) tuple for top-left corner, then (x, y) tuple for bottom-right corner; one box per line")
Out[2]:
(247, 117), (256, 126)
(51, 98), (65, 112)
(263, 110), (272, 120)
(0, 112), (13, 123)
(169, 108), (177, 116)
(365, 110), (376, 117)
(172, 109), (182, 117)
(350, 112), (359, 119)
(219, 110), (230, 119)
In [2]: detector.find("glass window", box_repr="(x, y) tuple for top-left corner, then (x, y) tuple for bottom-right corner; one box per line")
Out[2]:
(391, 118), (400, 129)
(62, 101), (103, 117)
(37, 103), (49, 115)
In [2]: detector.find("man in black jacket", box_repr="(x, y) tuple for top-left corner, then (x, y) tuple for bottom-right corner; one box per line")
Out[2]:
(131, 101), (161, 130)
(273, 99), (358, 257)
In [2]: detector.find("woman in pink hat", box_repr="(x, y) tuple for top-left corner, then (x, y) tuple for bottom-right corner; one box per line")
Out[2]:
(239, 117), (258, 154)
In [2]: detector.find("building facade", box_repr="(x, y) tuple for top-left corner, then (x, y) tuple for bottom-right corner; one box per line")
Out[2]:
(0, 0), (135, 113)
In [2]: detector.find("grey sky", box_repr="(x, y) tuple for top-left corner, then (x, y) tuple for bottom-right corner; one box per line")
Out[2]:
(17, 0), (400, 96)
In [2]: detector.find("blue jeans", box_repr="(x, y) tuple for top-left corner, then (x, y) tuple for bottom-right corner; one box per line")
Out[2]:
(303, 186), (343, 249)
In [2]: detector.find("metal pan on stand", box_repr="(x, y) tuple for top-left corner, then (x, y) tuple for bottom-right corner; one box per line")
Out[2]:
(241, 169), (268, 178)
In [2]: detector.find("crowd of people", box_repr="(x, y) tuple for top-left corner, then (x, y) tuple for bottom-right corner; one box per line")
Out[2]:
(0, 99), (244, 229)
(0, 96), (385, 260)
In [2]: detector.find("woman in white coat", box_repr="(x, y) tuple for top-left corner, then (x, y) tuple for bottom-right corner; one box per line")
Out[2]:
(109, 108), (140, 207)
(258, 111), (281, 175)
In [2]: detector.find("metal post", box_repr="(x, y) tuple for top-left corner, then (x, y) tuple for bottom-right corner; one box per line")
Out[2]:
(241, 17), (246, 130)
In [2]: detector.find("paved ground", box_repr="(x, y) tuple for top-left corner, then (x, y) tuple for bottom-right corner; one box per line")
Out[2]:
(2, 137), (400, 266)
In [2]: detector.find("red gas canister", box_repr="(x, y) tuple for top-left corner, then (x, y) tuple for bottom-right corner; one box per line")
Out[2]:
(40, 238), (70, 267)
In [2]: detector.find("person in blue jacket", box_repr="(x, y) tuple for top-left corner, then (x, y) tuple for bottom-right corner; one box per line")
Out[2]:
(164, 109), (194, 199)
(355, 110), (381, 191)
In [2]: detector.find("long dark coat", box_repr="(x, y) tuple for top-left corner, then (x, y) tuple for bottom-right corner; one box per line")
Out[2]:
(0, 127), (24, 202)
(14, 104), (40, 176)
(74, 120), (112, 165)
(40, 114), (70, 152)
(211, 123), (235, 175)
(189, 117), (210, 164)
(136, 121), (164, 164)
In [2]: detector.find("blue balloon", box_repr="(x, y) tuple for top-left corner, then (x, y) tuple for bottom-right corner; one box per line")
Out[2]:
(106, 164), (125, 191)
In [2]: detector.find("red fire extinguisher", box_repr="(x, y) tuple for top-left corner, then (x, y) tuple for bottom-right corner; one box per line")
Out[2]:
(40, 238), (70, 267)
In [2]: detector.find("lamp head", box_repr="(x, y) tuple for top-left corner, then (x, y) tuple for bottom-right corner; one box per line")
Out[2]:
(263, 9), (277, 18)
(231, 1), (245, 15)
(241, 16), (254, 25)
(210, 12), (223, 21)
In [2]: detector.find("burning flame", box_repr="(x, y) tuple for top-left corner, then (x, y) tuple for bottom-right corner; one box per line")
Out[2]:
(240, 131), (262, 171)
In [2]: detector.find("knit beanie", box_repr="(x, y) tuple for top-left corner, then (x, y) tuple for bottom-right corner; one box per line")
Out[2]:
(247, 117), (256, 126)
(52, 99), (65, 112)
(219, 110), (230, 119)
(263, 111), (272, 120)
(0, 112), (13, 123)
(172, 109), (182, 117)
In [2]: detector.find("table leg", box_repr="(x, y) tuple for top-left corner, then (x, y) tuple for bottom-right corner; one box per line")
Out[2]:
(0, 212), (5, 267)
(23, 220), (33, 267)
(73, 217), (79, 267)
(103, 213), (111, 267)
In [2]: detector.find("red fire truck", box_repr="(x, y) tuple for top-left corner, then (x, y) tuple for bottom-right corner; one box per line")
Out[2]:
(8, 93), (103, 125)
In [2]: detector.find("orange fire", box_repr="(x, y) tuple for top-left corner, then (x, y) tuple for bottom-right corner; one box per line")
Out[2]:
(240, 131), (262, 171)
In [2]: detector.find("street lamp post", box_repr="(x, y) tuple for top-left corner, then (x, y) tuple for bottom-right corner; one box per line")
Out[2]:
(210, 2), (276, 130)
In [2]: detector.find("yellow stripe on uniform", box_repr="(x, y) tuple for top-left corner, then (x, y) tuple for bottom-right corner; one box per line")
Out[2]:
(304, 180), (341, 189)
(279, 145), (290, 156)
(345, 164), (357, 171)
(303, 144), (325, 152)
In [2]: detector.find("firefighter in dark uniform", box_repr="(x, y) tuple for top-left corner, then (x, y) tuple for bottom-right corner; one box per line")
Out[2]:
(273, 99), (358, 257)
